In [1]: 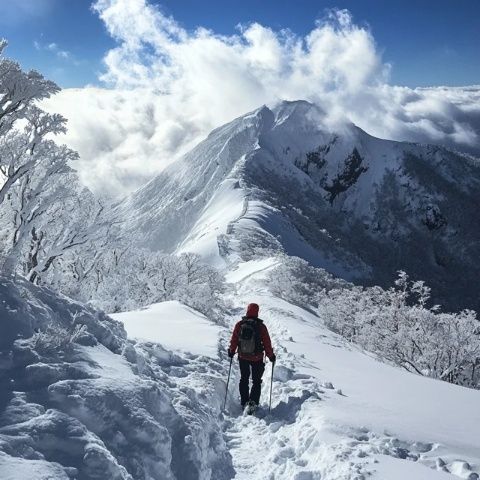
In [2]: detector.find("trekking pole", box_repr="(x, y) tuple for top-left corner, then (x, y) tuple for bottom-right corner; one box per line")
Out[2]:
(223, 356), (233, 411)
(269, 360), (275, 413)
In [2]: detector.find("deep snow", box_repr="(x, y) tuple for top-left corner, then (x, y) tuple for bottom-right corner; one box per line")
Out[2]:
(2, 260), (480, 479)
(0, 277), (232, 480)
(111, 301), (222, 357)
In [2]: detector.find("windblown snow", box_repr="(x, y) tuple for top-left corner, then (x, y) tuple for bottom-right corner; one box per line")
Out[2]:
(2, 261), (480, 479)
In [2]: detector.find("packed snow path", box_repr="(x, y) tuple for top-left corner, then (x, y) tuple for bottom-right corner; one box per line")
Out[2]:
(113, 259), (480, 480)
(219, 259), (480, 480)
(221, 289), (368, 479)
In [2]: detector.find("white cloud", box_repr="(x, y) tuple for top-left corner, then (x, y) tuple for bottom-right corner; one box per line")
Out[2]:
(34, 40), (75, 62)
(43, 86), (199, 196)
(43, 0), (480, 197)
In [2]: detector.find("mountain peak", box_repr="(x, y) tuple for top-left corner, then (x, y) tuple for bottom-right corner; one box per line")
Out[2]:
(118, 101), (480, 311)
(272, 99), (325, 126)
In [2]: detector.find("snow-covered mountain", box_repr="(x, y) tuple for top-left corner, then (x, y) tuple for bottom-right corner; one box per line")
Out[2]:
(2, 100), (480, 478)
(117, 100), (480, 312)
(3, 36), (480, 480)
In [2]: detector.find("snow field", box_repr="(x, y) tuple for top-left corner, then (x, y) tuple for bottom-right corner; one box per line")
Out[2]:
(221, 259), (480, 480)
(112, 300), (222, 357)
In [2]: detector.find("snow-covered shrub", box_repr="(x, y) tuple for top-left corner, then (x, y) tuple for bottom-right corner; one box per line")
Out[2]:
(29, 323), (87, 355)
(60, 247), (227, 318)
(269, 259), (480, 389)
(320, 272), (480, 388)
(234, 228), (283, 262)
(267, 255), (348, 308)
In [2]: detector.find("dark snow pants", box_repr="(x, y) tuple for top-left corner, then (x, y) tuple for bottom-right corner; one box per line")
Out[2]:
(239, 359), (265, 406)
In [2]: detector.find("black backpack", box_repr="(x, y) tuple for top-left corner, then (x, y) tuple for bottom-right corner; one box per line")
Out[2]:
(238, 319), (262, 355)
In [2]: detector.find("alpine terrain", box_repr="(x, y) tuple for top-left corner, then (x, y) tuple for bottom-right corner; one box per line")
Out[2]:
(2, 0), (480, 475)
(116, 100), (480, 313)
(2, 99), (480, 480)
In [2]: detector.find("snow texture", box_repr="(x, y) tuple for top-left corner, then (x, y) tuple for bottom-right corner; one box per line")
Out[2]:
(2, 257), (480, 479)
(117, 100), (480, 312)
(0, 276), (232, 480)
(221, 259), (480, 480)
(111, 300), (222, 357)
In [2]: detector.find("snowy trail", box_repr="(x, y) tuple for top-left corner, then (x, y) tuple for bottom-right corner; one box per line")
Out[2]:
(221, 267), (341, 480)
(221, 319), (351, 480)
(224, 414), (273, 480)
(220, 260), (480, 480)
(109, 258), (480, 479)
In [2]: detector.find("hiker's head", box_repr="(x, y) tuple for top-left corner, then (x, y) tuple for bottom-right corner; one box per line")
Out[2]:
(246, 303), (259, 318)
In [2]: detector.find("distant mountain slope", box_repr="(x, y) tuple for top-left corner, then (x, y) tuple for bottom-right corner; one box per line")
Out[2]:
(117, 100), (480, 311)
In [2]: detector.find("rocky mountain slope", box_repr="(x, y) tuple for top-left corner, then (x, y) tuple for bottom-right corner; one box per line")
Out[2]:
(117, 100), (480, 311)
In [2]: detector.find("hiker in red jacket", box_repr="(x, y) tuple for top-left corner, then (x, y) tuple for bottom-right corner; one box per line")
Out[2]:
(228, 303), (276, 409)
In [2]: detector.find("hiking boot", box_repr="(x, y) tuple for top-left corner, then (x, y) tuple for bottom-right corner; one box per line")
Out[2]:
(246, 400), (257, 415)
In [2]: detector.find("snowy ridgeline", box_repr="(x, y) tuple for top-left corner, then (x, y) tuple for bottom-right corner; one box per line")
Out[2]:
(117, 100), (480, 313)
(0, 276), (232, 480)
(2, 40), (480, 480)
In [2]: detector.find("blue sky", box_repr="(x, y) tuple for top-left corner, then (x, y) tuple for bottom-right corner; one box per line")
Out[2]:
(0, 0), (478, 88)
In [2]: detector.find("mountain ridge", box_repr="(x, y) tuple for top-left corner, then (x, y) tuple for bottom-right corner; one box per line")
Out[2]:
(116, 100), (480, 311)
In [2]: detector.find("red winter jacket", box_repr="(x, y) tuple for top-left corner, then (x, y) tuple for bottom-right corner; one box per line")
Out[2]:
(229, 317), (274, 362)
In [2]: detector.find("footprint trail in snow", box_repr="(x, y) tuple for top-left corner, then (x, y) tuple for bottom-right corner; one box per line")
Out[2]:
(220, 260), (480, 480)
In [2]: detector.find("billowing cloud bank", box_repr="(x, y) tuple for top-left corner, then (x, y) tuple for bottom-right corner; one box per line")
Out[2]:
(43, 0), (480, 196)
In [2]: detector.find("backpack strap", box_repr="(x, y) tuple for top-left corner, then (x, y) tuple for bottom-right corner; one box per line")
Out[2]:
(253, 319), (264, 354)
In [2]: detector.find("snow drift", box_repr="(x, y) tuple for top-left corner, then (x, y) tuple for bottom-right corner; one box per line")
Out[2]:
(0, 276), (231, 480)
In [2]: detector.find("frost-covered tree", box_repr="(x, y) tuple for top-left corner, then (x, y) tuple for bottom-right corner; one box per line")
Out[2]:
(0, 41), (109, 283)
(268, 255), (347, 308)
(56, 246), (226, 319)
(324, 273), (480, 388)
(0, 40), (64, 205)
(270, 258), (480, 389)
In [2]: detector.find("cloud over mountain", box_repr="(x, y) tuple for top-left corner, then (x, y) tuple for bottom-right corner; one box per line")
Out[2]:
(43, 0), (480, 196)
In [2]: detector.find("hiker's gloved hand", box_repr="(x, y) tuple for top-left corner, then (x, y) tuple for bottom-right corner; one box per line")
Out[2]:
(227, 349), (235, 358)
(269, 354), (276, 364)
